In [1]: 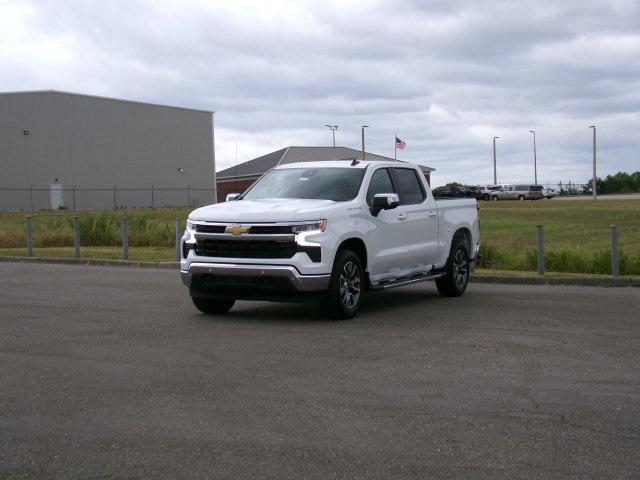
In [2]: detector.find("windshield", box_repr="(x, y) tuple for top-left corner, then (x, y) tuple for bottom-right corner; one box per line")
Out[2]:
(243, 167), (366, 202)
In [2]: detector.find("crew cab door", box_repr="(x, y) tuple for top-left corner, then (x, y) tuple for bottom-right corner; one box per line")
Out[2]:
(365, 168), (414, 277)
(389, 167), (439, 269)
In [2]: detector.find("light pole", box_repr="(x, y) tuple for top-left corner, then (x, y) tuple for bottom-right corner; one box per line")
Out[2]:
(361, 125), (369, 160)
(589, 125), (597, 200)
(492, 136), (499, 185)
(325, 124), (338, 147)
(529, 130), (537, 185)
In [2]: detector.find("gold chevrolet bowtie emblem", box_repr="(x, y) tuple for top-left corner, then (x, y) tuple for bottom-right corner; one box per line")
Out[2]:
(226, 224), (250, 236)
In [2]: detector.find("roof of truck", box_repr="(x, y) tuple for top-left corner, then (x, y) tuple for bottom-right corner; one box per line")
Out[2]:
(274, 160), (420, 170)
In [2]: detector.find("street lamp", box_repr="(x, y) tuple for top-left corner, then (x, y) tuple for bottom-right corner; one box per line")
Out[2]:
(325, 124), (338, 147)
(361, 125), (369, 160)
(492, 136), (499, 185)
(529, 130), (537, 185)
(589, 125), (597, 200)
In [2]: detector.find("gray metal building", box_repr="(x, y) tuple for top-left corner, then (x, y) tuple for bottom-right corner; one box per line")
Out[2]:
(0, 90), (216, 211)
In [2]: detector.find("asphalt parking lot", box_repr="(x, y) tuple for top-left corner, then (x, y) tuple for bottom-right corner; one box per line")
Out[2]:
(1, 262), (639, 479)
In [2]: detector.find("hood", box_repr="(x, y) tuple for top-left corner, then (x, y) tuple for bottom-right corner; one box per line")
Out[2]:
(189, 198), (340, 223)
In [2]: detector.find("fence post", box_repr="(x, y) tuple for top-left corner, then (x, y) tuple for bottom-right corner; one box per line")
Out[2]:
(29, 185), (34, 212)
(611, 225), (620, 277)
(122, 217), (129, 260)
(72, 185), (77, 212)
(73, 215), (80, 259)
(151, 185), (155, 209)
(26, 216), (33, 257)
(113, 185), (117, 210)
(175, 218), (181, 262)
(536, 225), (545, 275)
(187, 184), (191, 206)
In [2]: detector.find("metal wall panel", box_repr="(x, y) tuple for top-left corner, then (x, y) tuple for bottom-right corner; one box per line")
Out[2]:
(0, 91), (215, 211)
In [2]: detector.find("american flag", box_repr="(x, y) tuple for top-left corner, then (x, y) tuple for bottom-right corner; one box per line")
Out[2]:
(395, 136), (406, 150)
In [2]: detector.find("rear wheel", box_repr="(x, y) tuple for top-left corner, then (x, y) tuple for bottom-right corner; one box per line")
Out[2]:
(191, 297), (235, 314)
(492, 196), (498, 201)
(482, 194), (490, 201)
(436, 239), (470, 297)
(519, 195), (525, 201)
(320, 249), (363, 320)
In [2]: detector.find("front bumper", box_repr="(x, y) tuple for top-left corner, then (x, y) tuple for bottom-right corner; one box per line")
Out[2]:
(181, 262), (330, 292)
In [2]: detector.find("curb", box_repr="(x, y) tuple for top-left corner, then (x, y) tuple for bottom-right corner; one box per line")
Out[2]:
(1, 256), (638, 287)
(0, 255), (178, 269)
(471, 274), (640, 288)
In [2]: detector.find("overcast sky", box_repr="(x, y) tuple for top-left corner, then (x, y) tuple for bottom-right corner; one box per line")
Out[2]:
(1, 0), (639, 185)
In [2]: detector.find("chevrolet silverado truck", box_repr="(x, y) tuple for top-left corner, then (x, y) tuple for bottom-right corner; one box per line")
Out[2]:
(181, 160), (480, 319)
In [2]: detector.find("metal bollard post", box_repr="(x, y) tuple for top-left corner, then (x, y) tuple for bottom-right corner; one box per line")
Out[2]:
(122, 217), (129, 260)
(536, 225), (545, 275)
(175, 218), (181, 262)
(73, 215), (80, 259)
(113, 185), (117, 211)
(29, 185), (34, 212)
(151, 185), (155, 209)
(72, 186), (77, 212)
(26, 216), (33, 257)
(611, 225), (620, 277)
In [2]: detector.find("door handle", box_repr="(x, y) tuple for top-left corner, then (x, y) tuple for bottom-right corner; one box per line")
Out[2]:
(427, 211), (437, 217)
(397, 213), (407, 220)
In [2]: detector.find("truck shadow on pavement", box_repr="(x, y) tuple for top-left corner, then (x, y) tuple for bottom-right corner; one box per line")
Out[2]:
(189, 285), (464, 324)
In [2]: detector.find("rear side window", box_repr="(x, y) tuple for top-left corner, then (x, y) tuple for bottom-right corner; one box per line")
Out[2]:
(392, 168), (425, 204)
(367, 168), (395, 205)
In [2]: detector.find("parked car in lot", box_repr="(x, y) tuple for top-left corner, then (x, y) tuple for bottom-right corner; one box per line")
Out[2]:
(181, 160), (480, 319)
(432, 185), (467, 198)
(491, 184), (544, 201)
(543, 187), (558, 199)
(478, 185), (505, 201)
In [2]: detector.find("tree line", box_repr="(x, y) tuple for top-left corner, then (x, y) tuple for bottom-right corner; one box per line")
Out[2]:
(584, 171), (640, 194)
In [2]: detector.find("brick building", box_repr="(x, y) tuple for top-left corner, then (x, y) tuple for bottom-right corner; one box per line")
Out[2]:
(216, 146), (434, 202)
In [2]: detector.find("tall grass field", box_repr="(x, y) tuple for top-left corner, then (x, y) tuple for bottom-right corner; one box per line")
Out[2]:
(1, 199), (639, 274)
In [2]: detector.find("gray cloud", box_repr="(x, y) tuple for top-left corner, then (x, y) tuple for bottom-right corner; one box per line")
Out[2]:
(1, 0), (639, 185)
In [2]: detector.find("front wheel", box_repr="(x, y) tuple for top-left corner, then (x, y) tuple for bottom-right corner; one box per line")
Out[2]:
(435, 240), (470, 297)
(482, 194), (490, 201)
(191, 297), (235, 314)
(320, 249), (364, 320)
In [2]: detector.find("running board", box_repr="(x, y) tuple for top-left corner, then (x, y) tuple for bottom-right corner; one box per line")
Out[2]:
(370, 271), (446, 290)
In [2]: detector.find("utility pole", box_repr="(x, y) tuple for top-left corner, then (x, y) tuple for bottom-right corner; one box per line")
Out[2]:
(325, 125), (338, 147)
(492, 136), (499, 185)
(589, 125), (597, 200)
(361, 125), (369, 160)
(529, 130), (537, 184)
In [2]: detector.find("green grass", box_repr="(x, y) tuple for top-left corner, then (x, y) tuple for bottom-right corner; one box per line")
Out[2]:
(1, 200), (639, 274)
(477, 199), (640, 274)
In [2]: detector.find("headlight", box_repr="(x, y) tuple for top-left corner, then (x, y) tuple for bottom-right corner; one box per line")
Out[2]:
(291, 220), (327, 233)
(186, 220), (196, 233)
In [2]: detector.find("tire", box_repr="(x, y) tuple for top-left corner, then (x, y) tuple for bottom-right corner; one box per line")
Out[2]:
(483, 194), (490, 201)
(320, 249), (364, 320)
(191, 297), (235, 314)
(492, 196), (498, 201)
(435, 239), (470, 297)
(519, 195), (525, 201)
(546, 196), (552, 199)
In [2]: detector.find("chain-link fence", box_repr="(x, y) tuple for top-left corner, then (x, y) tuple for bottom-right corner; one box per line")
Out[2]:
(0, 186), (217, 212)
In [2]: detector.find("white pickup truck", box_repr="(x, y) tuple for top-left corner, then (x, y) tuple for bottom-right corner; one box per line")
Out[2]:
(181, 160), (480, 319)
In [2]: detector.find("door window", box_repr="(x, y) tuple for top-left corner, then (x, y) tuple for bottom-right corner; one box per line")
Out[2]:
(391, 168), (425, 204)
(366, 168), (395, 206)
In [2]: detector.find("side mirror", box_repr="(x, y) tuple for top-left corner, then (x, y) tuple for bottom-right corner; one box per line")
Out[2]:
(225, 193), (241, 202)
(371, 193), (400, 216)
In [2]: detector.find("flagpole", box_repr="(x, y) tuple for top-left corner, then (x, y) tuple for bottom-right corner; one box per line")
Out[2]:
(394, 133), (397, 160)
